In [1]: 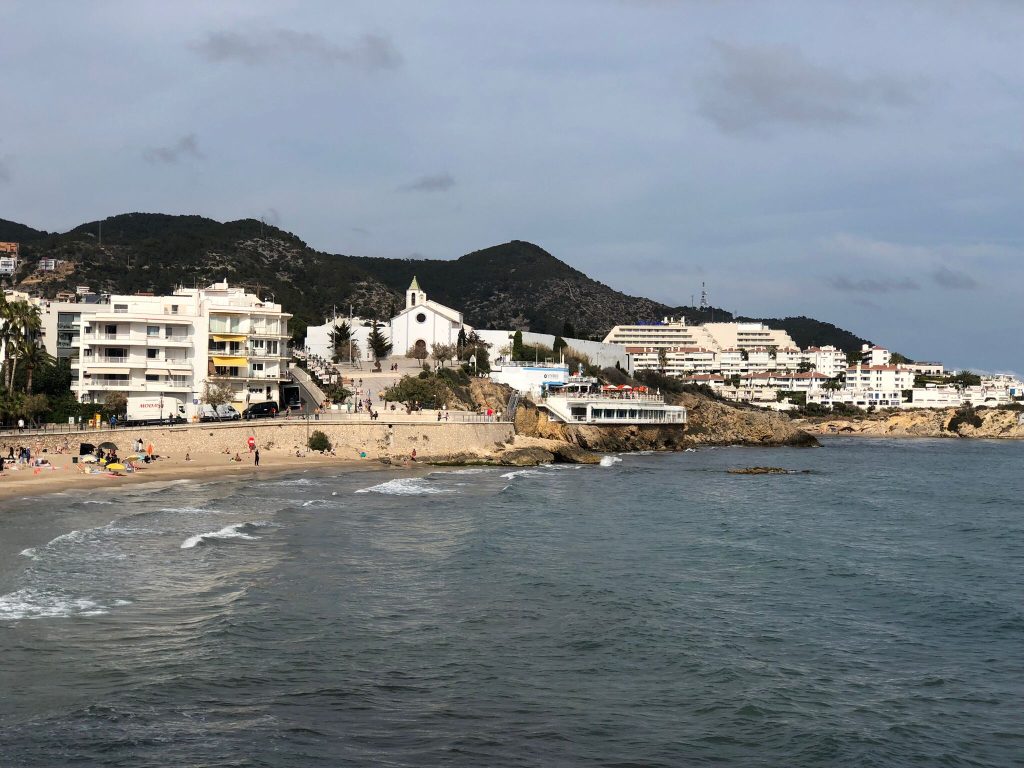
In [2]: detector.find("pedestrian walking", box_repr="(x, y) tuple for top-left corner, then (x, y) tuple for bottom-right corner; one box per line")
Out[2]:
(254, 448), (260, 467)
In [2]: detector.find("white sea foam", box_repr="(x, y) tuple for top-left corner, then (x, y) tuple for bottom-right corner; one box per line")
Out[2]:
(180, 522), (268, 549)
(599, 455), (622, 467)
(355, 478), (453, 495)
(81, 500), (114, 505)
(157, 506), (219, 514)
(45, 529), (85, 548)
(19, 548), (38, 559)
(0, 589), (109, 621)
(500, 468), (544, 480)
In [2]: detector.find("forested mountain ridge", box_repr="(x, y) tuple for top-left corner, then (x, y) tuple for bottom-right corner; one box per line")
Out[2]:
(1, 213), (870, 350)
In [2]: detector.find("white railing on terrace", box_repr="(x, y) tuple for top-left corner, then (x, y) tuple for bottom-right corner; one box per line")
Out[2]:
(548, 391), (667, 403)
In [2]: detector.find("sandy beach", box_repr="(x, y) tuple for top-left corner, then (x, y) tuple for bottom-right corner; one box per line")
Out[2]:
(0, 450), (378, 503)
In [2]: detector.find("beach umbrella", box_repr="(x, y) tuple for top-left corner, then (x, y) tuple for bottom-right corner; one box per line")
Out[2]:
(81, 454), (99, 463)
(106, 463), (126, 471)
(98, 441), (118, 451)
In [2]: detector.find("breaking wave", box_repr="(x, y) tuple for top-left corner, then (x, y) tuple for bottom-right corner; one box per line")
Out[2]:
(355, 478), (453, 495)
(180, 522), (268, 549)
(0, 588), (110, 621)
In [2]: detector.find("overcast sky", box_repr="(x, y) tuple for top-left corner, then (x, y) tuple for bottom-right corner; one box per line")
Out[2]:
(1, 1), (1021, 372)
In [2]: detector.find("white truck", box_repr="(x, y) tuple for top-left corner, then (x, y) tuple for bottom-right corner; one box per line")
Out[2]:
(125, 396), (188, 426)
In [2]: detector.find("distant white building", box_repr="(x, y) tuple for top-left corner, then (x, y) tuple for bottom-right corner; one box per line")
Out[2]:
(0, 256), (17, 275)
(476, 329), (630, 371)
(489, 362), (570, 397)
(860, 344), (892, 367)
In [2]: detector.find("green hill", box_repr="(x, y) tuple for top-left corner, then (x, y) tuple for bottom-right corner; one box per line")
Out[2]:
(2, 213), (870, 350)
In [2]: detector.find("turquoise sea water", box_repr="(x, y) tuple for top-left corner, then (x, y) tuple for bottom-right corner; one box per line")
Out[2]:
(1, 438), (1022, 766)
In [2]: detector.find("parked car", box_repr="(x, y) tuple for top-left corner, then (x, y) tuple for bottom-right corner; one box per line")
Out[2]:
(216, 404), (241, 420)
(200, 403), (243, 421)
(242, 401), (279, 419)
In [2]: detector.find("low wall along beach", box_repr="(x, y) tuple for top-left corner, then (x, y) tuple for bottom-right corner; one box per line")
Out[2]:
(6, 421), (516, 463)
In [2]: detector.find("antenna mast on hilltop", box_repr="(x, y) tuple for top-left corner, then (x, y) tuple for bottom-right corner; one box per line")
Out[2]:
(700, 282), (708, 311)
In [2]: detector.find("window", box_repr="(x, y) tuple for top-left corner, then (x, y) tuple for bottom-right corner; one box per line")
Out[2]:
(147, 348), (159, 359)
(104, 324), (117, 336)
(146, 374), (159, 382)
(147, 325), (160, 337)
(416, 312), (427, 324)
(114, 304), (128, 313)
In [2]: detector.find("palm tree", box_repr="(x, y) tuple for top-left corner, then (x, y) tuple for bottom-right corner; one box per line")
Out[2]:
(20, 341), (55, 395)
(1, 300), (42, 391)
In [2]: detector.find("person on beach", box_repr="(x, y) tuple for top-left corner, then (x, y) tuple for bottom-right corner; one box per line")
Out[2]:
(254, 449), (260, 467)
(411, 448), (417, 462)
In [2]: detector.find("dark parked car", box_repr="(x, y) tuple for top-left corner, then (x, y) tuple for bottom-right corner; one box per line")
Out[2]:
(242, 401), (279, 419)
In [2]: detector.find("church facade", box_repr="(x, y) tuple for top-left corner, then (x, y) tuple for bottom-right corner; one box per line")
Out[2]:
(389, 277), (470, 358)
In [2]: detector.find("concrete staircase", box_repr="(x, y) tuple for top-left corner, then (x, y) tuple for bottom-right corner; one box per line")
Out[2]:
(288, 364), (328, 407)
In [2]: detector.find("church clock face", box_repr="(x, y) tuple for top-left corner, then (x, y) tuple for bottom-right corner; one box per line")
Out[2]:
(416, 312), (427, 323)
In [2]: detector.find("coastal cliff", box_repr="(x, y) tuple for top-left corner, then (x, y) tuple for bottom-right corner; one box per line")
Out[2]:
(801, 407), (1024, 439)
(461, 378), (816, 457)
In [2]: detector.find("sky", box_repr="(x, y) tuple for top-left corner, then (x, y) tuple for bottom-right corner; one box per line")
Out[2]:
(1, 0), (1022, 372)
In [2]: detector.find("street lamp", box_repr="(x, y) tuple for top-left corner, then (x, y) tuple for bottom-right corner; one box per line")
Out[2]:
(469, 354), (477, 374)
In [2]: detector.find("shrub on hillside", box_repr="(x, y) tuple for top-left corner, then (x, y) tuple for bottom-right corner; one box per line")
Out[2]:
(947, 406), (982, 433)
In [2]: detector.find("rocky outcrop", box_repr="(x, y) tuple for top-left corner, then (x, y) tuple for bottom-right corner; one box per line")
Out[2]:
(801, 407), (1024, 439)
(511, 392), (816, 451)
(675, 392), (818, 447)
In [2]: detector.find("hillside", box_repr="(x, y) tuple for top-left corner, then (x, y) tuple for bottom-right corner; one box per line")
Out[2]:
(1, 213), (870, 349)
(350, 240), (732, 338)
(0, 218), (49, 243)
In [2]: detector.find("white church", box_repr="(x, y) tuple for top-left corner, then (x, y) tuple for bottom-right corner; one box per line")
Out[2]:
(304, 277), (471, 363)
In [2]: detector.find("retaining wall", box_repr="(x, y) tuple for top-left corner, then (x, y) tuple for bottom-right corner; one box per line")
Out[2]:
(3, 422), (515, 462)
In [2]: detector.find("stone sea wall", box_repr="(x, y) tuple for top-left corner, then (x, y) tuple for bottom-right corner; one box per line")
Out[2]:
(5, 421), (516, 462)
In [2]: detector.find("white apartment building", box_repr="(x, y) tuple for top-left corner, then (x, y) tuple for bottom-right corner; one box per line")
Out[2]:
(860, 345), (892, 366)
(905, 361), (945, 377)
(72, 281), (291, 416)
(701, 322), (798, 352)
(843, 363), (914, 392)
(907, 386), (964, 409)
(804, 346), (848, 378)
(0, 257), (17, 276)
(625, 346), (717, 377)
(603, 318), (714, 348)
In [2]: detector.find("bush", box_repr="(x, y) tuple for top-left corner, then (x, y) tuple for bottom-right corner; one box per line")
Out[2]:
(308, 430), (332, 453)
(383, 375), (449, 409)
(947, 406), (982, 433)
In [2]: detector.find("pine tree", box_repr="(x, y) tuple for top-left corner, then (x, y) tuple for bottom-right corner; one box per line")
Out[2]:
(512, 330), (524, 361)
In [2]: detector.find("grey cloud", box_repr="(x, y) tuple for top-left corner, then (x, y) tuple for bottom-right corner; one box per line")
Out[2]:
(189, 30), (402, 70)
(260, 208), (281, 226)
(699, 41), (917, 135)
(932, 265), (978, 289)
(399, 173), (455, 193)
(143, 134), (202, 164)
(829, 276), (919, 293)
(0, 156), (10, 183)
(351, 226), (370, 235)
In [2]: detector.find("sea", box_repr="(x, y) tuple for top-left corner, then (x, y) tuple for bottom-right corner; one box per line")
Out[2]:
(1, 438), (1022, 767)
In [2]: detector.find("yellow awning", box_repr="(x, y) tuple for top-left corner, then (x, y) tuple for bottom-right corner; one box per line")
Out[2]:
(212, 334), (247, 342)
(212, 356), (248, 367)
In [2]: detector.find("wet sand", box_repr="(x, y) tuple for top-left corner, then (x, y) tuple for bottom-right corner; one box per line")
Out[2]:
(0, 451), (373, 503)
